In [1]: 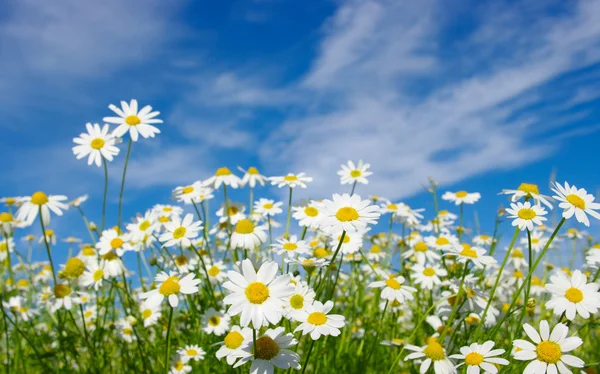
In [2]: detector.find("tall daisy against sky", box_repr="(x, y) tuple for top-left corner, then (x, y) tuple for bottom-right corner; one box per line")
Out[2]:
(269, 173), (313, 189)
(16, 191), (68, 226)
(103, 99), (162, 141)
(222, 259), (293, 328)
(551, 181), (600, 227)
(319, 193), (380, 233)
(505, 201), (548, 231)
(238, 166), (267, 188)
(442, 190), (481, 205)
(205, 167), (242, 189)
(338, 160), (372, 186)
(500, 183), (553, 209)
(230, 219), (267, 250)
(159, 213), (202, 248)
(512, 320), (584, 374)
(545, 269), (600, 320)
(72, 123), (120, 167)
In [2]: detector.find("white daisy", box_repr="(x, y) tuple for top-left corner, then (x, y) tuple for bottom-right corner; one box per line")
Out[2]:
(337, 160), (372, 185)
(139, 299), (162, 327)
(270, 173), (312, 189)
(319, 193), (380, 233)
(103, 99), (162, 141)
(160, 213), (202, 248)
(177, 344), (206, 363)
(72, 123), (120, 167)
(284, 282), (316, 321)
(449, 341), (509, 374)
(411, 264), (447, 290)
(442, 191), (481, 205)
(80, 260), (109, 290)
(233, 327), (301, 373)
(205, 167), (242, 189)
(551, 181), (600, 227)
(403, 241), (441, 265)
(405, 338), (456, 374)
(513, 320), (584, 374)
(254, 198), (283, 217)
(472, 234), (494, 247)
(16, 191), (68, 226)
(294, 300), (345, 340)
(202, 308), (231, 336)
(222, 259), (294, 328)
(127, 212), (157, 242)
(501, 183), (553, 209)
(49, 283), (80, 312)
(368, 270), (416, 303)
(292, 202), (322, 229)
(272, 235), (309, 259)
(96, 229), (131, 256)
(505, 201), (548, 231)
(206, 261), (227, 284)
(172, 181), (205, 204)
(216, 326), (253, 366)
(444, 244), (496, 268)
(238, 166), (267, 188)
(140, 271), (201, 308)
(545, 269), (600, 320)
(230, 219), (267, 250)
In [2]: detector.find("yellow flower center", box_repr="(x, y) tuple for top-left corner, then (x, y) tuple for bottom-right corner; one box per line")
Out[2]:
(290, 294), (304, 309)
(255, 336), (280, 360)
(82, 246), (95, 256)
(235, 219), (254, 234)
(173, 227), (187, 239)
(513, 249), (524, 258)
(514, 270), (524, 279)
(531, 238), (540, 244)
(215, 167), (232, 176)
(350, 170), (362, 177)
(224, 331), (244, 349)
(436, 237), (449, 246)
(335, 207), (359, 222)
(102, 250), (118, 261)
(0, 212), (12, 222)
(245, 282), (269, 304)
(455, 191), (468, 198)
(532, 276), (542, 286)
(314, 247), (328, 258)
(304, 207), (319, 217)
(110, 238), (124, 249)
(5, 198), (15, 205)
(139, 221), (151, 231)
(263, 203), (274, 209)
(174, 361), (184, 371)
(338, 234), (351, 244)
(392, 338), (404, 345)
(517, 183), (540, 196)
(84, 311), (93, 318)
(247, 167), (259, 175)
(208, 266), (220, 277)
(536, 341), (562, 364)
(465, 352), (484, 366)
(228, 206), (239, 216)
(385, 277), (401, 290)
(208, 316), (220, 326)
(182, 186), (194, 194)
(414, 242), (428, 252)
(175, 255), (188, 266)
(31, 191), (49, 205)
(565, 287), (583, 303)
(125, 115), (141, 126)
(159, 216), (169, 223)
(283, 175), (298, 182)
(54, 284), (72, 298)
(423, 268), (435, 277)
(388, 204), (398, 210)
(566, 194), (586, 209)
(460, 248), (478, 258)
(16, 279), (29, 288)
(371, 245), (381, 253)
(283, 243), (298, 251)
(159, 276), (181, 296)
(90, 138), (105, 149)
(91, 269), (104, 282)
(307, 312), (327, 325)
(518, 208), (536, 220)
(63, 258), (86, 278)
(423, 340), (445, 361)
(142, 309), (152, 319)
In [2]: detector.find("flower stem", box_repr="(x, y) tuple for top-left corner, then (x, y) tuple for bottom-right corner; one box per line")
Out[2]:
(164, 306), (174, 374)
(101, 157), (108, 232)
(38, 207), (57, 284)
(117, 138), (132, 230)
(300, 339), (316, 374)
(285, 187), (293, 238)
(315, 230), (346, 298)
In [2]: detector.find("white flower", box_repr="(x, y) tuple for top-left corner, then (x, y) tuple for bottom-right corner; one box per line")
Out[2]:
(501, 183), (553, 209)
(216, 326), (253, 366)
(545, 269), (600, 320)
(272, 236), (309, 258)
(405, 338), (456, 374)
(444, 244), (496, 268)
(177, 344), (206, 363)
(80, 261), (109, 290)
(230, 219), (267, 250)
(238, 166), (267, 188)
(442, 191), (481, 205)
(284, 283), (316, 321)
(505, 201), (547, 231)
(139, 299), (162, 327)
(206, 261), (227, 284)
(319, 193), (380, 233)
(368, 270), (416, 303)
(96, 229), (131, 256)
(172, 181), (205, 204)
(337, 160), (372, 185)
(160, 213), (202, 248)
(205, 167), (242, 189)
(403, 241), (441, 265)
(513, 320), (584, 374)
(103, 99), (162, 141)
(140, 271), (201, 308)
(294, 300), (345, 340)
(254, 198), (283, 217)
(411, 264), (447, 290)
(292, 202), (322, 229)
(202, 308), (231, 336)
(127, 212), (157, 242)
(449, 341), (509, 374)
(72, 123), (120, 167)
(270, 173), (312, 189)
(551, 181), (600, 227)
(49, 284), (80, 312)
(16, 191), (68, 226)
(223, 259), (294, 328)
(233, 327), (301, 373)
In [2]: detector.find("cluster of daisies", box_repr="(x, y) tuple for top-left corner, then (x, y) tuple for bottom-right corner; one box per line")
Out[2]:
(1, 100), (600, 374)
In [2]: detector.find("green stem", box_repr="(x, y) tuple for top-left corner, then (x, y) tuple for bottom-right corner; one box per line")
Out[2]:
(300, 339), (316, 374)
(315, 231), (346, 298)
(117, 138), (132, 230)
(285, 187), (293, 237)
(38, 208), (57, 285)
(101, 157), (109, 232)
(164, 306), (174, 374)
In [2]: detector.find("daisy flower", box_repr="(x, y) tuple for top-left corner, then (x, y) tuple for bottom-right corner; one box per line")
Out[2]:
(100, 250), (126, 277)
(177, 345), (206, 363)
(254, 198), (283, 217)
(170, 359), (192, 374)
(222, 259), (294, 328)
(0, 237), (15, 262)
(272, 236), (309, 259)
(294, 300), (345, 340)
(172, 181), (205, 204)
(216, 326), (253, 365)
(337, 160), (372, 185)
(38, 229), (57, 245)
(285, 257), (330, 271)
(505, 201), (547, 231)
(206, 261), (227, 284)
(230, 219), (267, 250)
(404, 337), (455, 374)
(501, 183), (553, 209)
(270, 173), (312, 189)
(202, 308), (231, 336)
(472, 234), (494, 246)
(80, 260), (109, 290)
(520, 231), (547, 253)
(513, 320), (584, 373)
(140, 271), (201, 308)
(442, 191), (481, 205)
(329, 230), (365, 255)
(292, 202), (322, 229)
(49, 283), (80, 312)
(551, 181), (600, 227)
(160, 213), (202, 248)
(103, 99), (162, 141)
(205, 167), (242, 189)
(444, 244), (496, 268)
(138, 299), (161, 327)
(545, 269), (600, 320)
(411, 264), (447, 290)
(368, 270), (416, 303)
(96, 229), (131, 256)
(127, 212), (157, 242)
(72, 123), (119, 167)
(16, 191), (68, 226)
(449, 341), (509, 374)
(403, 241), (441, 264)
(233, 327), (301, 372)
(238, 166), (267, 188)
(284, 283), (316, 321)
(319, 193), (380, 233)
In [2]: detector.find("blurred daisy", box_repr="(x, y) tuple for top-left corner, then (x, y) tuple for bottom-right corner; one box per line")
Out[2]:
(207, 261), (227, 284)
(551, 181), (600, 227)
(140, 271), (201, 308)
(270, 173), (312, 189)
(160, 213), (202, 248)
(232, 327), (300, 373)
(72, 123), (120, 167)
(442, 191), (481, 205)
(368, 270), (416, 303)
(170, 359), (191, 374)
(238, 166), (267, 188)
(177, 345), (206, 363)
(231, 219), (267, 250)
(404, 338), (455, 374)
(319, 193), (380, 233)
(545, 269), (600, 320)
(254, 198), (283, 217)
(96, 229), (131, 256)
(403, 241), (441, 264)
(16, 191), (68, 226)
(294, 300), (345, 340)
(513, 320), (584, 374)
(272, 235), (309, 258)
(223, 259), (294, 328)
(202, 308), (230, 336)
(172, 182), (205, 204)
(139, 299), (162, 327)
(80, 261), (109, 290)
(338, 160), (372, 185)
(449, 341), (509, 374)
(505, 201), (547, 231)
(445, 244), (496, 268)
(501, 183), (553, 209)
(411, 264), (447, 290)
(0, 237), (15, 262)
(49, 283), (80, 312)
(205, 167), (242, 189)
(472, 234), (494, 246)
(104, 99), (162, 141)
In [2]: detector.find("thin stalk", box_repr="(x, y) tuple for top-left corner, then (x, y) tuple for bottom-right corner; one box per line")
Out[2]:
(117, 138), (133, 230)
(101, 157), (108, 232)
(164, 306), (174, 374)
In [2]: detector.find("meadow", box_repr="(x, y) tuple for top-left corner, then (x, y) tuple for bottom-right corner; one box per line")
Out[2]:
(1, 99), (600, 373)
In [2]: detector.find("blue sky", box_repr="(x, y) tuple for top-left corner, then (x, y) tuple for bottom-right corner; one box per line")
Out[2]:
(1, 0), (599, 263)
